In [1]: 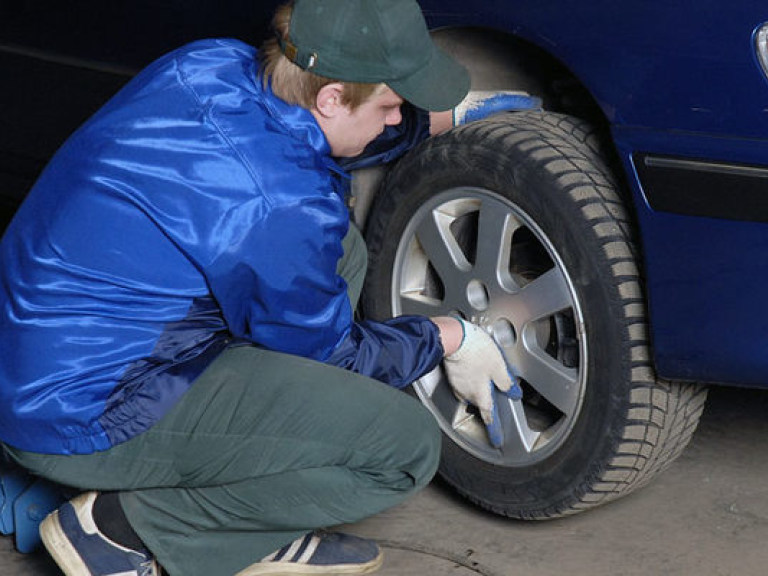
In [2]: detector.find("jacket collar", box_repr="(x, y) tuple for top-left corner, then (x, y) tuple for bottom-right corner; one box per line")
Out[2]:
(258, 76), (349, 179)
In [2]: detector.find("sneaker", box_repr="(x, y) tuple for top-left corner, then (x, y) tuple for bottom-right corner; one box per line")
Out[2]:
(39, 491), (159, 576)
(236, 531), (383, 575)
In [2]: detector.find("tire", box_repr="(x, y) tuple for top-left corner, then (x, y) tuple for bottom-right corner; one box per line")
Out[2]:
(361, 111), (708, 519)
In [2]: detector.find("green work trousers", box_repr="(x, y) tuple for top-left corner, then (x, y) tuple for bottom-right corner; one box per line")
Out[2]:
(6, 225), (442, 576)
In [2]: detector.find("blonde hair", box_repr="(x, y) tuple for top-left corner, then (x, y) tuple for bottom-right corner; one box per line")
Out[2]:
(260, 2), (384, 110)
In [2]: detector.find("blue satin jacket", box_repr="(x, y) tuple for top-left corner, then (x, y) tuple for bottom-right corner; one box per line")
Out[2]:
(0, 39), (443, 455)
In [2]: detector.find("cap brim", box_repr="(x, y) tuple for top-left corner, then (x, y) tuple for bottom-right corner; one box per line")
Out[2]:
(388, 47), (470, 112)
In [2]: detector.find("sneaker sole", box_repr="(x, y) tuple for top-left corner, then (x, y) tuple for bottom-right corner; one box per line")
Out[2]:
(40, 510), (92, 576)
(234, 549), (384, 576)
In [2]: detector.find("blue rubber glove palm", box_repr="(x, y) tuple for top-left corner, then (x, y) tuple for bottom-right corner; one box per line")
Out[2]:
(443, 319), (523, 448)
(453, 90), (542, 126)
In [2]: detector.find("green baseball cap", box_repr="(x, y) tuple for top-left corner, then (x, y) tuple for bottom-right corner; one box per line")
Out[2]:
(279, 0), (470, 111)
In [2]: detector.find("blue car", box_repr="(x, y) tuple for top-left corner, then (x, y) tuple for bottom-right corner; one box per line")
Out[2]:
(2, 1), (767, 520)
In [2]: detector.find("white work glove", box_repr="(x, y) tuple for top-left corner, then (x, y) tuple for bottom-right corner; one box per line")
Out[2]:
(443, 318), (523, 448)
(453, 90), (542, 126)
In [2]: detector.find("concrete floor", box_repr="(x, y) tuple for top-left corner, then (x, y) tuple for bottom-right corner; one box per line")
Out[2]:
(3, 384), (768, 576)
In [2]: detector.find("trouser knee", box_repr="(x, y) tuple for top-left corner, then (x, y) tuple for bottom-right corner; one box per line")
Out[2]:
(386, 395), (441, 490)
(416, 405), (442, 486)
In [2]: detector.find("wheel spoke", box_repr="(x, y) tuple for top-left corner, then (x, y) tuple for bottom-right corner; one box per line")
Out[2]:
(517, 341), (580, 416)
(416, 366), (441, 397)
(512, 267), (572, 325)
(475, 199), (521, 284)
(415, 209), (470, 282)
(423, 373), (466, 425)
(398, 294), (444, 317)
(498, 395), (541, 456)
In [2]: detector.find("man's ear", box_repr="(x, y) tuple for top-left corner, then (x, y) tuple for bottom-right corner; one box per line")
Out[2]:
(314, 83), (347, 118)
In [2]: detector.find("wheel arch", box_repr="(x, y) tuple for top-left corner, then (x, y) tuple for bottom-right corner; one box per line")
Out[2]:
(431, 27), (629, 184)
(354, 26), (638, 244)
(431, 27), (601, 121)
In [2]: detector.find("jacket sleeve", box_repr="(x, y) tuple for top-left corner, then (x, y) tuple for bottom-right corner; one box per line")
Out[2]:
(325, 315), (444, 388)
(336, 103), (431, 171)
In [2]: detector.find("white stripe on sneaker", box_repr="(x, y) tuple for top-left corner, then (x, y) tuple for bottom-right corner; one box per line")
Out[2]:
(280, 536), (305, 563)
(237, 532), (383, 576)
(295, 534), (321, 564)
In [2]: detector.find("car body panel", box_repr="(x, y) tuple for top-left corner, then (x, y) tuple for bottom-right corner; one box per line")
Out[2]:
(422, 1), (768, 136)
(614, 127), (768, 385)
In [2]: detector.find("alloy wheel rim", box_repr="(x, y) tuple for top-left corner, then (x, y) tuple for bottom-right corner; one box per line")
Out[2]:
(391, 187), (588, 466)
